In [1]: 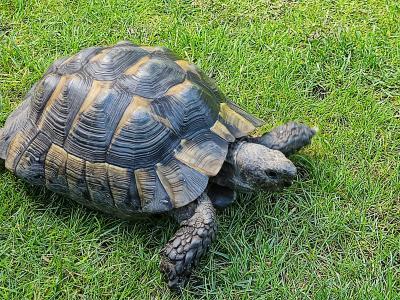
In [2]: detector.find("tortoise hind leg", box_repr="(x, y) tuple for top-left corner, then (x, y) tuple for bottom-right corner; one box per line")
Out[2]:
(160, 193), (217, 291)
(251, 122), (317, 156)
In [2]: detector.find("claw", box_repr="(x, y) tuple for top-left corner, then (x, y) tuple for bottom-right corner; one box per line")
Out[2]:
(160, 194), (217, 291)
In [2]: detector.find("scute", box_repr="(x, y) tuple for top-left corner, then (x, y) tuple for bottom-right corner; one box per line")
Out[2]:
(135, 167), (172, 213)
(117, 56), (185, 98)
(57, 46), (103, 75)
(156, 157), (209, 208)
(85, 161), (114, 210)
(218, 102), (263, 138)
(107, 105), (180, 169)
(1, 41), (263, 216)
(175, 130), (228, 177)
(150, 80), (219, 137)
(140, 46), (180, 61)
(38, 73), (93, 144)
(30, 73), (63, 122)
(84, 45), (148, 81)
(15, 132), (52, 186)
(0, 87), (34, 159)
(108, 164), (141, 213)
(176, 60), (227, 102)
(64, 81), (133, 162)
(5, 124), (38, 172)
(45, 144), (69, 194)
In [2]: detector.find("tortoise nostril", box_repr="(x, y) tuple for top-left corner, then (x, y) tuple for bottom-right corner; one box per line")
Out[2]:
(266, 170), (278, 178)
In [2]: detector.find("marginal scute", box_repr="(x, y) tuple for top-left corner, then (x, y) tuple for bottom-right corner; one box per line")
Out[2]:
(66, 153), (89, 202)
(142, 46), (180, 60)
(135, 167), (172, 213)
(85, 161), (114, 209)
(116, 40), (137, 47)
(0, 91), (33, 160)
(175, 60), (199, 76)
(226, 100), (264, 127)
(218, 102), (263, 138)
(140, 46), (163, 52)
(210, 119), (235, 142)
(15, 132), (52, 186)
(156, 158), (208, 208)
(45, 144), (69, 194)
(108, 164), (140, 212)
(5, 125), (38, 172)
(175, 131), (228, 176)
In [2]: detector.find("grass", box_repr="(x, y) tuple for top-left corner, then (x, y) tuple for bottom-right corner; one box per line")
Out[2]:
(0, 0), (399, 298)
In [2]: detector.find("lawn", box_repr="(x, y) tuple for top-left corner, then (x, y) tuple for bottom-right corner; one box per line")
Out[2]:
(0, 0), (399, 299)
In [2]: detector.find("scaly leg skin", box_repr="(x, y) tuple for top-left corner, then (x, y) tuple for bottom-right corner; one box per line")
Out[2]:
(252, 122), (317, 156)
(160, 193), (217, 291)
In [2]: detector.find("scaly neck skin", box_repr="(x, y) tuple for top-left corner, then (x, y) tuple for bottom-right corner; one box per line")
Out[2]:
(211, 141), (252, 192)
(212, 141), (297, 193)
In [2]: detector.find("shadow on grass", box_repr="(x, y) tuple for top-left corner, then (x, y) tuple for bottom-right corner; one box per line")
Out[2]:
(0, 153), (319, 294)
(6, 175), (174, 253)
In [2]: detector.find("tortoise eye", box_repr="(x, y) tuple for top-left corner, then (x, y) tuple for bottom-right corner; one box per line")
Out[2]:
(265, 170), (278, 178)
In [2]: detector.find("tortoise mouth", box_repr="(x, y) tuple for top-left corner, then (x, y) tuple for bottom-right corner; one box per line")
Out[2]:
(260, 181), (291, 191)
(283, 180), (293, 188)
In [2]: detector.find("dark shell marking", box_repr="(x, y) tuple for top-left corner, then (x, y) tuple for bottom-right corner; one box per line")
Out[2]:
(1, 41), (262, 216)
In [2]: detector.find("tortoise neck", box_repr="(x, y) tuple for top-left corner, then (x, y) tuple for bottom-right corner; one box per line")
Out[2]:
(211, 140), (249, 191)
(225, 140), (246, 165)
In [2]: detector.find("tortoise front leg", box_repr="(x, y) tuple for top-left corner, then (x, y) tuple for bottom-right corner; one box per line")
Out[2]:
(251, 122), (317, 156)
(160, 193), (217, 291)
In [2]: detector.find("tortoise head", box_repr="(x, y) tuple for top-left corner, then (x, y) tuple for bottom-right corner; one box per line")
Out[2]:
(227, 142), (297, 192)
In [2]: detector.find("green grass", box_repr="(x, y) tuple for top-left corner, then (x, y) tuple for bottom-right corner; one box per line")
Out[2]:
(0, 0), (399, 298)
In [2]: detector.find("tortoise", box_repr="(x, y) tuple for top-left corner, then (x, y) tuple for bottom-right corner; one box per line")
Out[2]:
(0, 41), (316, 290)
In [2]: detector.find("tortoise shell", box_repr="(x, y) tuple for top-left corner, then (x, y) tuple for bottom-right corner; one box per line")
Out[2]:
(1, 41), (263, 217)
